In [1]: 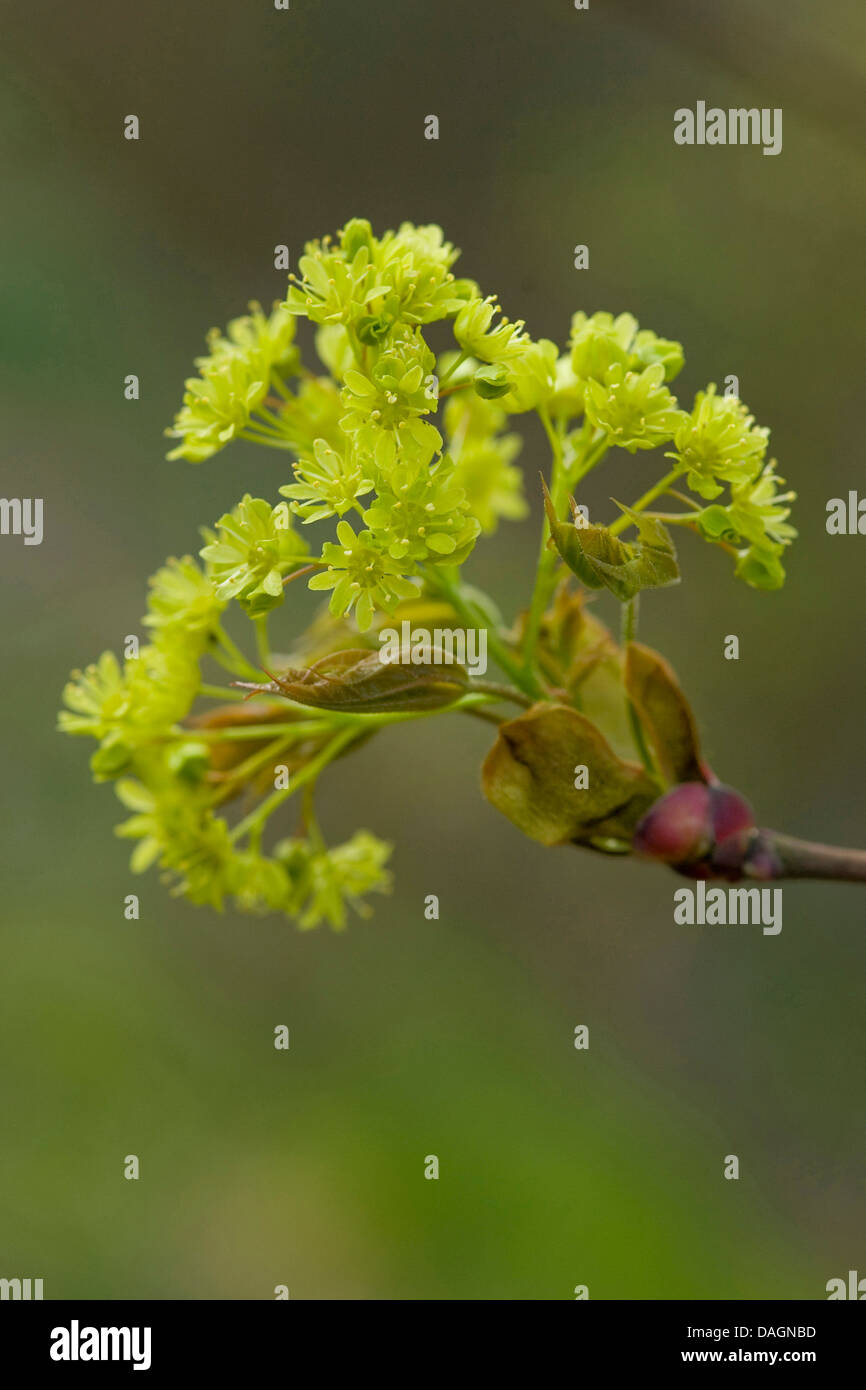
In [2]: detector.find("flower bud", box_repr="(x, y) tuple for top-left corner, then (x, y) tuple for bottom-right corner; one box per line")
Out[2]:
(708, 784), (754, 844)
(632, 782), (712, 864)
(166, 740), (210, 783)
(632, 781), (756, 874)
(340, 218), (373, 261)
(356, 313), (391, 345)
(474, 362), (511, 399)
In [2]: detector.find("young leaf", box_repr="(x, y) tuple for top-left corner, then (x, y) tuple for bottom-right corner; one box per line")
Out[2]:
(624, 642), (708, 786)
(542, 483), (679, 601)
(481, 702), (660, 851)
(234, 648), (469, 714)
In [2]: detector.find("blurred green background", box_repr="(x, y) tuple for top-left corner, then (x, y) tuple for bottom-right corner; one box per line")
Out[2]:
(1, 0), (864, 1299)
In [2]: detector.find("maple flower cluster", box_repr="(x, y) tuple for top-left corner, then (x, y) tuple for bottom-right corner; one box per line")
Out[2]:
(59, 218), (797, 928)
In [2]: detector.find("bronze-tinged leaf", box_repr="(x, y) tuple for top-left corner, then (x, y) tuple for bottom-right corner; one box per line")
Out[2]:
(481, 702), (660, 851)
(186, 700), (354, 797)
(534, 585), (635, 761)
(624, 642), (707, 786)
(234, 648), (469, 714)
(286, 595), (461, 666)
(542, 482), (679, 601)
(187, 700), (302, 774)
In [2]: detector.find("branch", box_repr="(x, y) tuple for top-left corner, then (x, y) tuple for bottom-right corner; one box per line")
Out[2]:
(761, 831), (866, 884)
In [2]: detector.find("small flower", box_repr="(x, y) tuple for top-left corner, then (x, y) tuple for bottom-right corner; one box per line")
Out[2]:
(339, 326), (438, 457)
(377, 222), (473, 324)
(473, 362), (511, 399)
(497, 338), (558, 413)
(114, 777), (236, 907)
(570, 311), (638, 381)
(734, 544), (787, 591)
(630, 329), (685, 382)
(692, 464), (795, 591)
(728, 463), (797, 549)
(204, 300), (298, 375)
(308, 521), (418, 631)
(144, 556), (225, 642)
(570, 312), (684, 384)
(454, 295), (531, 362)
(695, 464), (796, 550)
(583, 362), (683, 452)
(59, 644), (201, 781)
(59, 651), (129, 740)
(166, 354), (269, 462)
(275, 830), (393, 929)
(280, 438), (375, 523)
(547, 354), (586, 420)
(668, 385), (769, 498)
(199, 495), (310, 616)
(363, 452), (480, 563)
(229, 849), (295, 914)
(166, 302), (298, 463)
(451, 436), (526, 532)
(285, 233), (390, 326)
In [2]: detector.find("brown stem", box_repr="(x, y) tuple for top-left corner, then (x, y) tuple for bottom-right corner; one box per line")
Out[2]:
(764, 830), (866, 883)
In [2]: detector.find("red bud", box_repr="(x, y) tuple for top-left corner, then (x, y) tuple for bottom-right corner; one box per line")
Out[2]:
(709, 784), (754, 844)
(633, 781), (757, 876)
(632, 782), (713, 864)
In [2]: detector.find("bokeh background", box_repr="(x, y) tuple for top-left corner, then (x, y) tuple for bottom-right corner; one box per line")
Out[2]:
(2, 0), (864, 1299)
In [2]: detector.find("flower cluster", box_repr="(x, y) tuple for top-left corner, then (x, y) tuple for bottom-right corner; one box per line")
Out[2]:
(59, 526), (392, 927)
(693, 462), (797, 590)
(565, 310), (794, 587)
(163, 220), (561, 631)
(115, 775), (391, 926)
(59, 215), (800, 930)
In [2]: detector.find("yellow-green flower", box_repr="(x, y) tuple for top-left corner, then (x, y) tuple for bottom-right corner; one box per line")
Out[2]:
(166, 354), (269, 462)
(669, 385), (769, 498)
(308, 521), (418, 630)
(570, 311), (684, 384)
(339, 327), (438, 460)
(444, 393), (526, 532)
(454, 295), (530, 362)
(114, 777), (235, 908)
(497, 339), (558, 413)
(200, 495), (310, 616)
(203, 300), (298, 374)
(583, 362), (683, 452)
(275, 830), (393, 929)
(363, 452), (480, 563)
(280, 438), (375, 522)
(166, 302), (300, 463)
(144, 556), (224, 642)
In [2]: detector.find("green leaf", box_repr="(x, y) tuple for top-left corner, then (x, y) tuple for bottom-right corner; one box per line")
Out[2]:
(481, 702), (659, 851)
(234, 648), (469, 714)
(542, 483), (679, 601)
(624, 642), (707, 786)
